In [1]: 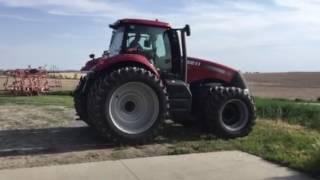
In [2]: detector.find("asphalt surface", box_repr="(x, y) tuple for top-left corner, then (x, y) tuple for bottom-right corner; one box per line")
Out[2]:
(0, 151), (315, 180)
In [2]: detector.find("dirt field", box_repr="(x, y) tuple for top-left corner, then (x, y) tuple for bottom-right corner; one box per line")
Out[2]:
(0, 104), (178, 169)
(244, 72), (320, 100)
(1, 72), (320, 100)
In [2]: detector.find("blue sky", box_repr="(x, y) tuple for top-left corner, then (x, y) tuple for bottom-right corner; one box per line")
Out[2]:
(0, 0), (319, 72)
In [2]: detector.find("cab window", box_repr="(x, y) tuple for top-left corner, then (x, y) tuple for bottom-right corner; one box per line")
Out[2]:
(109, 27), (124, 56)
(124, 25), (172, 71)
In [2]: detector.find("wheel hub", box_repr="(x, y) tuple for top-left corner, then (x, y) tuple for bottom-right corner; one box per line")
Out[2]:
(221, 99), (249, 132)
(107, 82), (160, 134)
(124, 101), (135, 112)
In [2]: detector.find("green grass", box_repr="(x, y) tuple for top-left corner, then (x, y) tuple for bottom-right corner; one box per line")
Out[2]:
(255, 97), (320, 130)
(236, 121), (320, 174)
(167, 121), (320, 176)
(0, 95), (73, 107)
(47, 90), (73, 96)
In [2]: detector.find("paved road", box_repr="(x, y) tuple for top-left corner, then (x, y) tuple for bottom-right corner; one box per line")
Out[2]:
(0, 151), (315, 180)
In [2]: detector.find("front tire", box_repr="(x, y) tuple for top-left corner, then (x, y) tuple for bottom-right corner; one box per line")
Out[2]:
(87, 67), (168, 144)
(205, 86), (256, 138)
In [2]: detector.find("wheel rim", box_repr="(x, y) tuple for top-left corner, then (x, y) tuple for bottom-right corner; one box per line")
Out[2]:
(220, 99), (249, 132)
(107, 82), (159, 134)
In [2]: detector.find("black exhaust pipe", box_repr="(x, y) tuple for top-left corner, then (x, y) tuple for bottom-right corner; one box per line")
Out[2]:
(181, 24), (191, 82)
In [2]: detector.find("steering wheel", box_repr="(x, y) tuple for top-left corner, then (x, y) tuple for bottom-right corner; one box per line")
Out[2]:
(136, 45), (143, 52)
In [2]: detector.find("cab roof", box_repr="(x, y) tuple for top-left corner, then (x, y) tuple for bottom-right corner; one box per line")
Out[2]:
(110, 18), (171, 29)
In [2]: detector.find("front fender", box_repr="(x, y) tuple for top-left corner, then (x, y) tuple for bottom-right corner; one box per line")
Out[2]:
(230, 71), (248, 89)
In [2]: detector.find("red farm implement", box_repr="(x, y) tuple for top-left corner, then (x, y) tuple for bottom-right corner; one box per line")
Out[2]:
(3, 67), (62, 95)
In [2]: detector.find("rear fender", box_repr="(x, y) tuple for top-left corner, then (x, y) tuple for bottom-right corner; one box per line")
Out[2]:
(81, 54), (159, 94)
(93, 54), (159, 76)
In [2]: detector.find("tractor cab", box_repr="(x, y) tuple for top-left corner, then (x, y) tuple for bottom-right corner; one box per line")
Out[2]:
(107, 19), (190, 81)
(110, 23), (172, 71)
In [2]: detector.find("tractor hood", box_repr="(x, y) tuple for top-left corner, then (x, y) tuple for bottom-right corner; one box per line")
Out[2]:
(187, 57), (237, 82)
(187, 57), (247, 89)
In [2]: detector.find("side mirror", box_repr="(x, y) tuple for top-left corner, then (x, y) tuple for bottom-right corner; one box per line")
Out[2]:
(89, 54), (95, 59)
(184, 24), (191, 36)
(144, 40), (151, 48)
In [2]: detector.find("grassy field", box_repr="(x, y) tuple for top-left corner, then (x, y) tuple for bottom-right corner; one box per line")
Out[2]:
(0, 94), (73, 107)
(255, 98), (320, 130)
(167, 121), (320, 176)
(0, 94), (319, 176)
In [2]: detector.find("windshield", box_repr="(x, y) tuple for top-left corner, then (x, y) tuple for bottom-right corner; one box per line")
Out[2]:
(109, 27), (124, 56)
(125, 25), (172, 71)
(108, 25), (172, 71)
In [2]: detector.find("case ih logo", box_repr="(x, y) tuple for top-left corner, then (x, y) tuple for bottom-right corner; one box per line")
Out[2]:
(187, 59), (230, 76)
(187, 60), (201, 66)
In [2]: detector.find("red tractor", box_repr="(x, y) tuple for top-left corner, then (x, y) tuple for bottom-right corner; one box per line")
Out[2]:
(74, 19), (255, 143)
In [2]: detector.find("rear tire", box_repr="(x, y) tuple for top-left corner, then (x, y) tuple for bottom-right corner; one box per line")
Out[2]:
(205, 86), (256, 138)
(87, 67), (168, 144)
(74, 77), (93, 127)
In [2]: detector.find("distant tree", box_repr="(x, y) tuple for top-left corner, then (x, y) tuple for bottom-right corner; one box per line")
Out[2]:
(73, 73), (78, 79)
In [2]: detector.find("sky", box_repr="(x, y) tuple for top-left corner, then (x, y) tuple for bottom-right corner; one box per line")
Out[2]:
(0, 0), (319, 72)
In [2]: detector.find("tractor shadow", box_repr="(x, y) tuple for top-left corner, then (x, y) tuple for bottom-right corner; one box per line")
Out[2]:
(0, 126), (109, 157)
(0, 121), (207, 157)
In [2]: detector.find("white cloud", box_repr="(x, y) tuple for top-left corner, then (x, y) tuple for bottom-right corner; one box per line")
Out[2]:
(0, 13), (40, 21)
(0, 0), (150, 19)
(1, 0), (320, 71)
(2, 0), (320, 33)
(0, 0), (112, 11)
